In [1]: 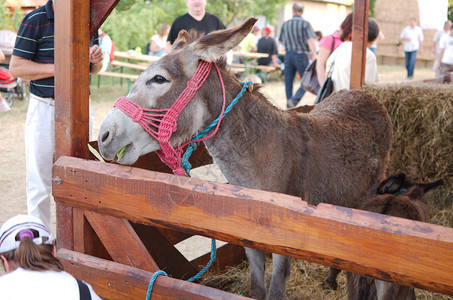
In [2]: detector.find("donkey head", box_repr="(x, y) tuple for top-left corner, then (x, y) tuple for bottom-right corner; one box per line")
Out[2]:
(98, 18), (257, 165)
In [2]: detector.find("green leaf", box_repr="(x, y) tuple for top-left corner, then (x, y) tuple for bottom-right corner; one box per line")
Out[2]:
(88, 144), (106, 163)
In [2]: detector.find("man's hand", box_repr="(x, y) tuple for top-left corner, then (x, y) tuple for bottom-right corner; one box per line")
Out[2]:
(89, 45), (104, 74)
(89, 45), (103, 64)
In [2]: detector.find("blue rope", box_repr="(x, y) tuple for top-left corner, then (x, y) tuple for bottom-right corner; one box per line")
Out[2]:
(393, 188), (406, 196)
(146, 270), (167, 300)
(181, 81), (252, 175)
(187, 238), (217, 282)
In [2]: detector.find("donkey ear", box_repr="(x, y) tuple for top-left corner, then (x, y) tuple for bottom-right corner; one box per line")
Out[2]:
(377, 173), (406, 194)
(192, 17), (258, 62)
(172, 30), (192, 51)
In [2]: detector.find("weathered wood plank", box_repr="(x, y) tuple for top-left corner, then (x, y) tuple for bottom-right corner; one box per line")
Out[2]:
(90, 0), (119, 38)
(52, 156), (453, 295)
(55, 0), (91, 250)
(85, 211), (160, 272)
(350, 0), (369, 89)
(58, 248), (251, 299)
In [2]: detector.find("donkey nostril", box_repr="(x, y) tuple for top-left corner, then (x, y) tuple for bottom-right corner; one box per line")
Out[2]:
(101, 131), (110, 143)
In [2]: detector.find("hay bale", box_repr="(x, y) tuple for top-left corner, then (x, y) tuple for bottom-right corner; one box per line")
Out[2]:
(365, 83), (452, 221)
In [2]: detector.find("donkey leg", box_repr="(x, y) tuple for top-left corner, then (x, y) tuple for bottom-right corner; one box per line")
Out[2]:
(267, 253), (291, 300)
(245, 247), (266, 300)
(324, 267), (341, 290)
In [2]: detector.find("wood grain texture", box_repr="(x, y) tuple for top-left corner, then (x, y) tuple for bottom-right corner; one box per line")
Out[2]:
(85, 211), (160, 272)
(350, 0), (369, 89)
(58, 248), (251, 299)
(53, 156), (453, 295)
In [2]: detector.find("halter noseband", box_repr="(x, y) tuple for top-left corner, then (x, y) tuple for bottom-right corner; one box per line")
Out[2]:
(114, 60), (226, 176)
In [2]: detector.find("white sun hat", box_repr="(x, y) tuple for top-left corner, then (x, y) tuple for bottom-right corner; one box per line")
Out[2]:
(0, 214), (54, 253)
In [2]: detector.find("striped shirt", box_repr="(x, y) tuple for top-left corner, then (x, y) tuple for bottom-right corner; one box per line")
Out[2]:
(278, 15), (316, 52)
(12, 0), (98, 98)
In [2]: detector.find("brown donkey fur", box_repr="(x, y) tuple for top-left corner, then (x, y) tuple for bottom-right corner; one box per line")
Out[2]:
(98, 18), (394, 299)
(347, 174), (444, 300)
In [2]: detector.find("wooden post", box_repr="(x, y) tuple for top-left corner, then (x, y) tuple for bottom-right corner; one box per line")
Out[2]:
(54, 0), (91, 250)
(350, 0), (369, 89)
(90, 0), (120, 37)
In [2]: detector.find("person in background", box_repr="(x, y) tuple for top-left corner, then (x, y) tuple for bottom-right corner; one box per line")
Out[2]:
(149, 23), (170, 57)
(278, 2), (317, 108)
(0, 214), (102, 299)
(325, 18), (380, 92)
(238, 25), (260, 53)
(166, 0), (225, 48)
(9, 0), (103, 229)
(369, 30), (385, 54)
(0, 48), (10, 112)
(432, 20), (452, 76)
(316, 13), (353, 86)
(99, 29), (113, 72)
(400, 17), (424, 79)
(436, 25), (453, 77)
(257, 27), (278, 67)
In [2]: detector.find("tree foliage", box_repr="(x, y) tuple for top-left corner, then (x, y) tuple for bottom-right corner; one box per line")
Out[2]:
(102, 0), (288, 51)
(0, 0), (25, 31)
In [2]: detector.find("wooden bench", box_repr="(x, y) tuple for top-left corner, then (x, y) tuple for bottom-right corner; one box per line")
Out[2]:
(96, 71), (139, 92)
(110, 60), (148, 71)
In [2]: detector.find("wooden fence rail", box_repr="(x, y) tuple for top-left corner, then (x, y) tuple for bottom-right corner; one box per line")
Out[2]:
(53, 156), (453, 296)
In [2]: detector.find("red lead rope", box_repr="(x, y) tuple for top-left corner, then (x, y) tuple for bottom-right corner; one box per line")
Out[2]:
(114, 60), (226, 176)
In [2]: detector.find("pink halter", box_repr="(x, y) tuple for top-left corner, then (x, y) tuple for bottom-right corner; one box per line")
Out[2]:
(114, 60), (226, 176)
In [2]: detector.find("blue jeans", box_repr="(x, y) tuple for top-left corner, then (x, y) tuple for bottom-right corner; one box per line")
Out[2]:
(284, 51), (309, 106)
(405, 50), (417, 78)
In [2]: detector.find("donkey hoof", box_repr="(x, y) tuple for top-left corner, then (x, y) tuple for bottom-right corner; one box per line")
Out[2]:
(322, 280), (338, 290)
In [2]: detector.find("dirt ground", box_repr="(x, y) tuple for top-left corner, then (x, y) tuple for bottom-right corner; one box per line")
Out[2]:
(0, 65), (436, 276)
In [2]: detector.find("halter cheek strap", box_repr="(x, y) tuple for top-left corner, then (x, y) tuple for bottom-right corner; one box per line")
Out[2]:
(114, 60), (226, 176)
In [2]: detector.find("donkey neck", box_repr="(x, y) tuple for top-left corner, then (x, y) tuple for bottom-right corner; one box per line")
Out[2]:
(201, 74), (309, 192)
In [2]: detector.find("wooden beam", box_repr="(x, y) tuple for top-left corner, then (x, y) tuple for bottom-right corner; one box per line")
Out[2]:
(85, 211), (160, 272)
(54, 0), (91, 250)
(52, 156), (453, 296)
(350, 0), (369, 89)
(131, 223), (199, 280)
(58, 248), (251, 300)
(90, 0), (120, 37)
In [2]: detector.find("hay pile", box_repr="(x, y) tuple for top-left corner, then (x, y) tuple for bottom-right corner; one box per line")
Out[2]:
(365, 83), (453, 225)
(199, 83), (452, 299)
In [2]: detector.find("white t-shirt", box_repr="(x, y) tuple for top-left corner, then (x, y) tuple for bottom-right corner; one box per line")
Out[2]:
(439, 34), (453, 64)
(433, 29), (448, 53)
(0, 268), (101, 300)
(326, 42), (379, 92)
(400, 25), (424, 52)
(150, 34), (167, 54)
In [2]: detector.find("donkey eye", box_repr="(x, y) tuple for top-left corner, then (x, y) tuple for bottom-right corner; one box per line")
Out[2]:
(147, 75), (168, 85)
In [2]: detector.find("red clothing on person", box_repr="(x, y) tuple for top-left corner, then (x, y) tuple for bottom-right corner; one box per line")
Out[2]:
(318, 30), (343, 52)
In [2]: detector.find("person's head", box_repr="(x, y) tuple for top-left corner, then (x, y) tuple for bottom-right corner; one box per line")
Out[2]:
(252, 26), (260, 36)
(263, 27), (272, 37)
(0, 214), (62, 273)
(315, 31), (323, 41)
(410, 17), (417, 28)
(159, 23), (170, 37)
(368, 18), (380, 44)
(186, 0), (206, 18)
(444, 20), (452, 32)
(339, 13), (353, 41)
(292, 3), (304, 15)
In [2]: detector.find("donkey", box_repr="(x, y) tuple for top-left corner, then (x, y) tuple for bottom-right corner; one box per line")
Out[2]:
(97, 18), (393, 300)
(347, 174), (444, 300)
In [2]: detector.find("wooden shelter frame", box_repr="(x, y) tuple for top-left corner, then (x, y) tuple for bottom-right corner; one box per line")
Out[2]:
(52, 0), (453, 298)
